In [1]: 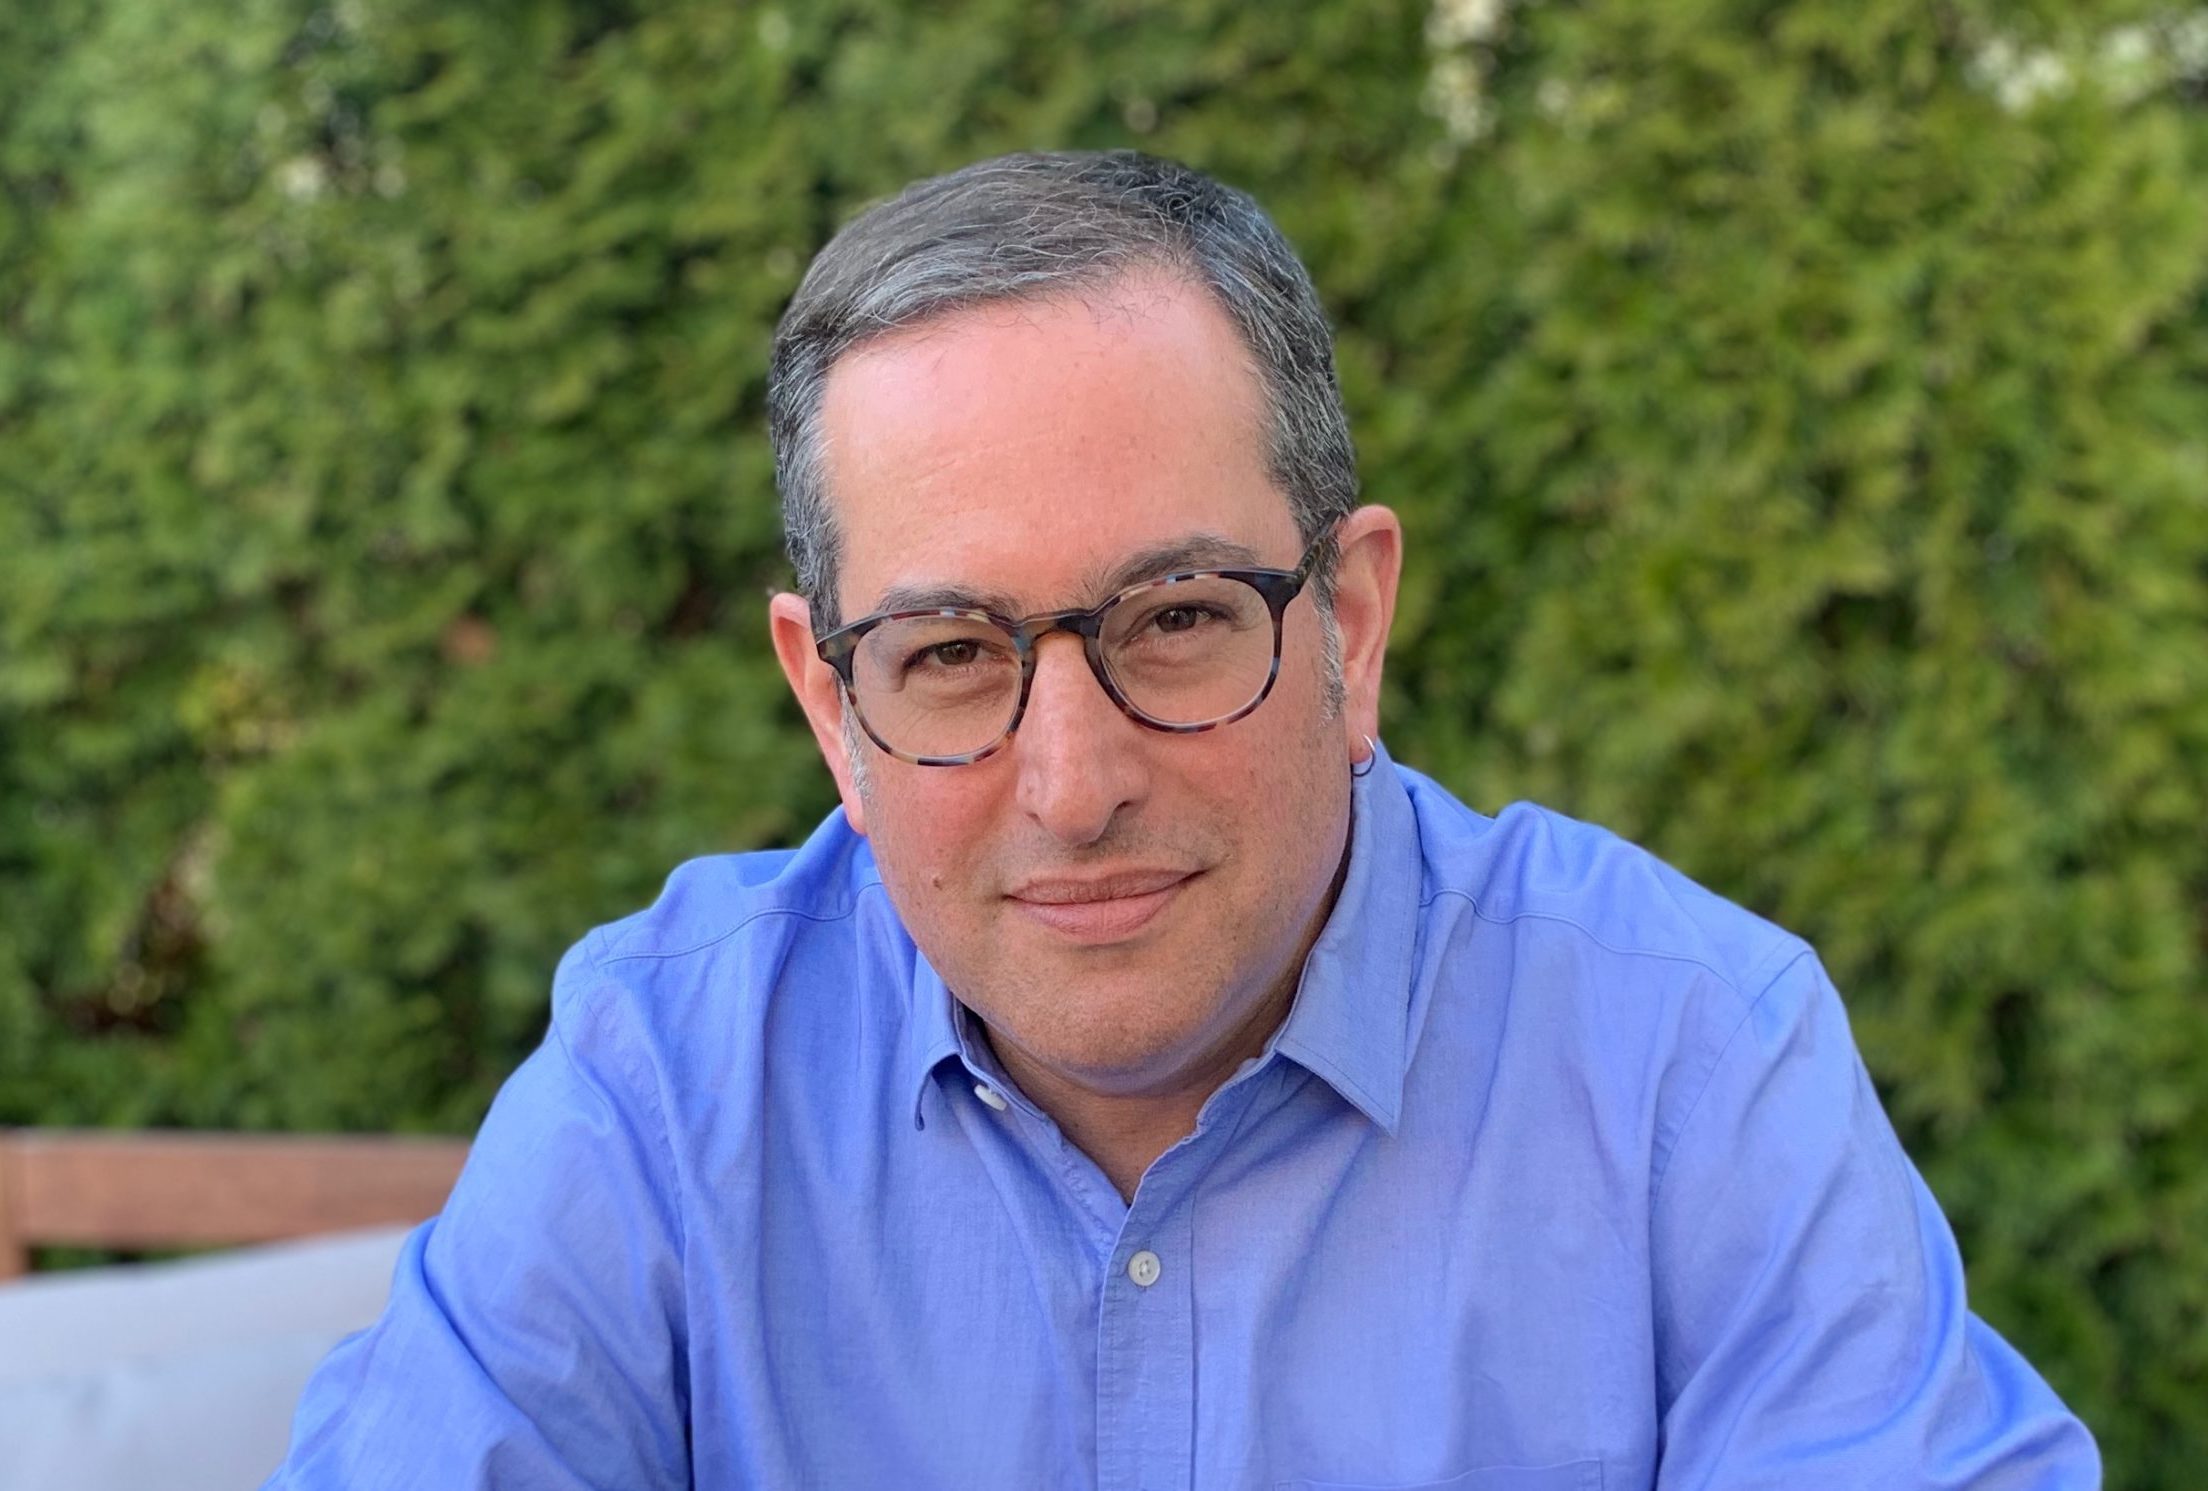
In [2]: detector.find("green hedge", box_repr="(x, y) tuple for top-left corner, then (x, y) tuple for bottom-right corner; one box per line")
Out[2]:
(3, 0), (2203, 1482)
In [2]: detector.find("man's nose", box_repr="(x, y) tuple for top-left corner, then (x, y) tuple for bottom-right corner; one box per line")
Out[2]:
(1010, 634), (1148, 846)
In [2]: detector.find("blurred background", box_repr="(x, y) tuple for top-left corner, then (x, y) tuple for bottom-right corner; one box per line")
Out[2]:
(1, 0), (2203, 1484)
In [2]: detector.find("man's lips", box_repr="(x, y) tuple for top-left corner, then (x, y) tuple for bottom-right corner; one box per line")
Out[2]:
(1004, 869), (1198, 943)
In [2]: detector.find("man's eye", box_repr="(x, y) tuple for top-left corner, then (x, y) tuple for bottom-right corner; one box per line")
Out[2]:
(906, 639), (987, 671)
(1147, 605), (1220, 635)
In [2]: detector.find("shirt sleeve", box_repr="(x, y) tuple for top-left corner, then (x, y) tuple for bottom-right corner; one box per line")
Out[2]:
(263, 941), (691, 1491)
(1649, 949), (2101, 1489)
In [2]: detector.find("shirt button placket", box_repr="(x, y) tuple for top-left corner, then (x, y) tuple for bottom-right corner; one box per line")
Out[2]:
(1095, 1199), (1196, 1491)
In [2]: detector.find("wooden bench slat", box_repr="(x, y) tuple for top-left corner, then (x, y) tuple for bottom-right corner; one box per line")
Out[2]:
(0, 1130), (469, 1277)
(0, 1142), (24, 1281)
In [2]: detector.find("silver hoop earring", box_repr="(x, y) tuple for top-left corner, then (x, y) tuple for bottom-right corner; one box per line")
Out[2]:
(1350, 734), (1378, 779)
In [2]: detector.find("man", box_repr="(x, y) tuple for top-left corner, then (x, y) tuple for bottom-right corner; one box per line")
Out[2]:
(268, 151), (2099, 1489)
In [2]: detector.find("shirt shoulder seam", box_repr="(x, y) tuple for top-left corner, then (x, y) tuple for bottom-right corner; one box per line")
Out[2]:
(1420, 884), (1802, 1000)
(590, 879), (887, 966)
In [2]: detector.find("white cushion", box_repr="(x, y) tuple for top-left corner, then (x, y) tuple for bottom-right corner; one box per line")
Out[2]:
(0, 1226), (413, 1491)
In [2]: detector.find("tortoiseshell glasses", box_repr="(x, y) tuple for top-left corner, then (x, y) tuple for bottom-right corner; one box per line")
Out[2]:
(815, 529), (1334, 766)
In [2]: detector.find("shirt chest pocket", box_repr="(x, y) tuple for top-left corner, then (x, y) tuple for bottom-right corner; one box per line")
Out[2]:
(1277, 1458), (1602, 1491)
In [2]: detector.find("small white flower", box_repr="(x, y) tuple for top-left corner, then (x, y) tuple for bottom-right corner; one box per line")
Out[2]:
(1423, 52), (1492, 143)
(1969, 35), (2072, 111)
(1427, 0), (1508, 50)
(277, 156), (328, 201)
(2100, 24), (2154, 71)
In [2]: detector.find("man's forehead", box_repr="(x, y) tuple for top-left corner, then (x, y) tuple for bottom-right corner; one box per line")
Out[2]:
(817, 276), (1265, 476)
(865, 530), (1278, 618)
(814, 268), (1295, 621)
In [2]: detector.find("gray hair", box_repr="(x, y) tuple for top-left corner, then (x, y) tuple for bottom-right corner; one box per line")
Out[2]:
(767, 150), (1359, 633)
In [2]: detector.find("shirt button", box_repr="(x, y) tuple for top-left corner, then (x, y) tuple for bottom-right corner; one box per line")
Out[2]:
(1126, 1249), (1162, 1288)
(973, 1083), (1009, 1112)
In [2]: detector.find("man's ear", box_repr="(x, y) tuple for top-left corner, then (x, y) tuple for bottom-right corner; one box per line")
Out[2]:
(1325, 504), (1403, 760)
(769, 590), (869, 835)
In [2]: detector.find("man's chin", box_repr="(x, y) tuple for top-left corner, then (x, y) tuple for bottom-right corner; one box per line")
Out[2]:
(972, 979), (1230, 1092)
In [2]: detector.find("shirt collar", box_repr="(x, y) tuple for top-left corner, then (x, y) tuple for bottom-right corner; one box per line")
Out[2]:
(901, 948), (965, 1130)
(1266, 738), (1419, 1134)
(898, 738), (1423, 1134)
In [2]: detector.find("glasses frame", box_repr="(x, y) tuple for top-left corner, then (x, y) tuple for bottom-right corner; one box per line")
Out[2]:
(815, 528), (1336, 767)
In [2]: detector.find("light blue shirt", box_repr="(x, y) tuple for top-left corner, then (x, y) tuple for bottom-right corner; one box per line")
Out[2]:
(268, 747), (2098, 1489)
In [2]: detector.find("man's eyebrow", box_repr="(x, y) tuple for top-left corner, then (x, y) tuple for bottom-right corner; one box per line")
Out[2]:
(865, 534), (1272, 620)
(869, 579), (1027, 616)
(1088, 534), (1272, 596)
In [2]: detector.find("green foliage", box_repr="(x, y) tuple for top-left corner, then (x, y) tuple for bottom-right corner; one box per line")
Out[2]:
(2, 0), (2201, 1482)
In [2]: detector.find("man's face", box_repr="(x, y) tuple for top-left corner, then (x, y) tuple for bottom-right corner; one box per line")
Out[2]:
(771, 272), (1397, 1100)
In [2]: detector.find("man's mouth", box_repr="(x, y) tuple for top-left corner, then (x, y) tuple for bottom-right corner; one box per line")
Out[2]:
(1004, 869), (1198, 943)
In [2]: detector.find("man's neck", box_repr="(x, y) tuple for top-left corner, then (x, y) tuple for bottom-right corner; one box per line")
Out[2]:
(982, 973), (1298, 1203)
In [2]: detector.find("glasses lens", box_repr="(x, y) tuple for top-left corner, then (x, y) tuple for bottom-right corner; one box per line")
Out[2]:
(1101, 576), (1278, 726)
(850, 614), (1023, 759)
